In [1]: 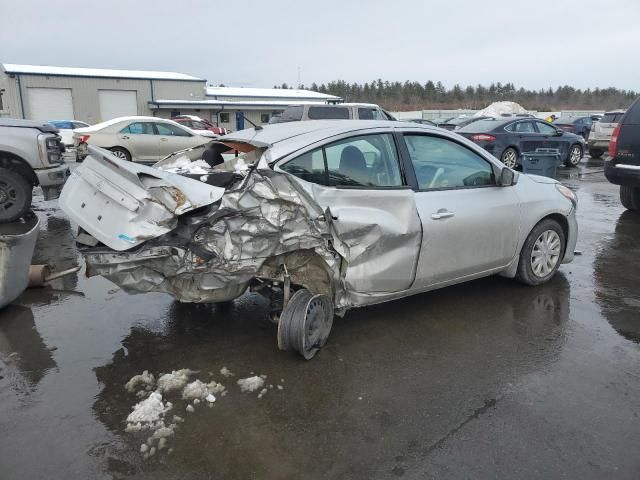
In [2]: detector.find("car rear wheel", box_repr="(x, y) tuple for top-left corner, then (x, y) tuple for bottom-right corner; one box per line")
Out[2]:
(109, 147), (131, 161)
(516, 219), (565, 286)
(620, 185), (640, 211)
(277, 288), (333, 360)
(0, 168), (32, 223)
(588, 148), (603, 159)
(565, 144), (582, 167)
(501, 147), (518, 168)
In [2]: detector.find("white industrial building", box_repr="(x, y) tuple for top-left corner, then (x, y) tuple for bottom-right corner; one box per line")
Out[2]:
(0, 63), (341, 130)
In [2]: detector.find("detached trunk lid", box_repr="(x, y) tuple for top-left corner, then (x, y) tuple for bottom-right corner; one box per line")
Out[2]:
(60, 146), (225, 251)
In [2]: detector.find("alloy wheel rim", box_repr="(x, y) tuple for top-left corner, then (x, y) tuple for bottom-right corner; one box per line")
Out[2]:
(502, 150), (517, 168)
(113, 151), (128, 160)
(0, 180), (15, 209)
(530, 230), (561, 278)
(570, 146), (581, 165)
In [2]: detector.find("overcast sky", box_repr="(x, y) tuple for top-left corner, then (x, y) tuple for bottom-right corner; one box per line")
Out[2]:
(3, 0), (639, 90)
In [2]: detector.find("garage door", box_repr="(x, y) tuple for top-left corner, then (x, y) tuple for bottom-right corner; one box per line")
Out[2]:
(98, 90), (138, 121)
(26, 88), (74, 120)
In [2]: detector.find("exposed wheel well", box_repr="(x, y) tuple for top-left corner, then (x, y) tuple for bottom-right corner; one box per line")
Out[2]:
(0, 151), (37, 185)
(542, 213), (569, 257)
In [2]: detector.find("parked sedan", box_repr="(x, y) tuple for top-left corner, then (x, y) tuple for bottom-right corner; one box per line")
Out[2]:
(457, 118), (586, 168)
(48, 120), (90, 147)
(60, 120), (577, 359)
(553, 116), (599, 140)
(73, 116), (214, 162)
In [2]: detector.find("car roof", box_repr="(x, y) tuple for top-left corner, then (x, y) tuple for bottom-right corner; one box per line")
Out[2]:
(221, 120), (455, 162)
(456, 117), (516, 131)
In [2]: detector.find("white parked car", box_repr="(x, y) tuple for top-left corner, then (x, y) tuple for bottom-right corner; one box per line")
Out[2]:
(73, 116), (215, 163)
(48, 120), (90, 147)
(61, 120), (578, 359)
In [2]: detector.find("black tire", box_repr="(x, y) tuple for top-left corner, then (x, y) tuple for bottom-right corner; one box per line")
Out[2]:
(620, 185), (640, 211)
(588, 148), (603, 159)
(500, 147), (519, 169)
(277, 288), (334, 360)
(0, 168), (32, 223)
(109, 147), (131, 161)
(516, 219), (566, 286)
(564, 144), (582, 167)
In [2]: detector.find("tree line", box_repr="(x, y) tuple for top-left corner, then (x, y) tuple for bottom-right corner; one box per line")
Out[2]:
(274, 80), (637, 111)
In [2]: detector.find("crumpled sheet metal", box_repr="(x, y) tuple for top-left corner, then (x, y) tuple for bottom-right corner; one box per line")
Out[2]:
(84, 168), (345, 305)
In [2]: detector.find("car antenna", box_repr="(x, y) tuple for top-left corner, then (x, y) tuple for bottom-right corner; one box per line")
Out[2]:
(240, 112), (263, 130)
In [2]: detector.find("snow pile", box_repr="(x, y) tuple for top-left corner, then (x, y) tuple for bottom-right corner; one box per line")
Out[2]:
(159, 157), (213, 175)
(125, 370), (155, 393)
(474, 101), (527, 118)
(182, 380), (211, 401)
(220, 366), (234, 377)
(157, 369), (194, 393)
(125, 392), (172, 432)
(237, 375), (265, 393)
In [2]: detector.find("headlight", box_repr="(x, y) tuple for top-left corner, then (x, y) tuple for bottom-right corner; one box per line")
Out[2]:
(556, 184), (577, 209)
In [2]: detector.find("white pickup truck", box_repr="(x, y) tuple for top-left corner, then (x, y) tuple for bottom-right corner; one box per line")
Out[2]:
(0, 119), (69, 222)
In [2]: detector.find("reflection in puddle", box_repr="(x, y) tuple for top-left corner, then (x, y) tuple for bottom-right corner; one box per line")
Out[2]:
(594, 210), (640, 342)
(0, 305), (57, 393)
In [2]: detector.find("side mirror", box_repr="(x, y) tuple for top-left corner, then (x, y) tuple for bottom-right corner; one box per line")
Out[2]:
(554, 129), (564, 136)
(499, 167), (518, 186)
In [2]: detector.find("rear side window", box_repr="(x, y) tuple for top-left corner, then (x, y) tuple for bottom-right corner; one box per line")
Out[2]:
(308, 106), (350, 120)
(121, 122), (154, 135)
(601, 113), (625, 123)
(358, 108), (387, 120)
(281, 133), (403, 187)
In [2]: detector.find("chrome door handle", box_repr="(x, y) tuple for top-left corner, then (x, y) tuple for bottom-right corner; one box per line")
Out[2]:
(431, 210), (454, 220)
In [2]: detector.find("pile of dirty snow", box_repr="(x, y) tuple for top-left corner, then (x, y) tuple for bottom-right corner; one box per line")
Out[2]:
(474, 101), (527, 118)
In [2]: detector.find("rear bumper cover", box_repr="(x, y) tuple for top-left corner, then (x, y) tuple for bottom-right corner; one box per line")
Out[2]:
(604, 161), (640, 187)
(588, 139), (609, 150)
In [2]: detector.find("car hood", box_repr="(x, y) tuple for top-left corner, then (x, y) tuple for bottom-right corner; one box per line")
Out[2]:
(524, 173), (559, 184)
(59, 146), (225, 251)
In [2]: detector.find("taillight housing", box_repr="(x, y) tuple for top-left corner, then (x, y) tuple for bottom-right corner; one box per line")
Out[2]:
(470, 134), (496, 142)
(78, 134), (91, 143)
(608, 125), (620, 158)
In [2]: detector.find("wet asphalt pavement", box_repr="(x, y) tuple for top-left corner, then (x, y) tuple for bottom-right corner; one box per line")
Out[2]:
(0, 157), (639, 479)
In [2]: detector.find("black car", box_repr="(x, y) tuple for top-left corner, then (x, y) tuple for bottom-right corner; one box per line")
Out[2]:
(439, 115), (493, 131)
(457, 117), (586, 168)
(604, 96), (640, 210)
(553, 115), (600, 139)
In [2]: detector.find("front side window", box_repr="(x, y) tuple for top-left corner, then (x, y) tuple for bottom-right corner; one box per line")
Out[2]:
(281, 133), (403, 188)
(404, 135), (495, 190)
(155, 123), (192, 136)
(535, 121), (557, 135)
(191, 121), (207, 129)
(307, 106), (350, 120)
(121, 122), (154, 135)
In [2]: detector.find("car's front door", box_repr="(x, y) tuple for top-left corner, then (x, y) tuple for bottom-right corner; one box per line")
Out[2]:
(118, 122), (158, 161)
(534, 120), (565, 155)
(401, 133), (520, 287)
(153, 122), (200, 158)
(278, 131), (422, 294)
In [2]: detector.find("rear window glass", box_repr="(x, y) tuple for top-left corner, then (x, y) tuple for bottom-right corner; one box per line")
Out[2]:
(308, 106), (350, 120)
(457, 120), (505, 132)
(601, 113), (624, 123)
(280, 106), (304, 122)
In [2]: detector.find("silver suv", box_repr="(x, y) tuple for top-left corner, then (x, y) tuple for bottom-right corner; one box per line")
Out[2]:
(270, 103), (396, 124)
(588, 110), (625, 158)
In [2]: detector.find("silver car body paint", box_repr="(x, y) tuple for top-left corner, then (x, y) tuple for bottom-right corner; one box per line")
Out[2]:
(60, 121), (578, 312)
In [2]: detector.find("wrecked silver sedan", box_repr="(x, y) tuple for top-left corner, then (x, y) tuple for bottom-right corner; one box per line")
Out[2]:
(60, 120), (578, 359)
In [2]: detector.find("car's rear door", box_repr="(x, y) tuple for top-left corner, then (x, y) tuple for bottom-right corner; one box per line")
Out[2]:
(399, 132), (520, 287)
(277, 131), (422, 294)
(118, 122), (158, 161)
(508, 120), (542, 153)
